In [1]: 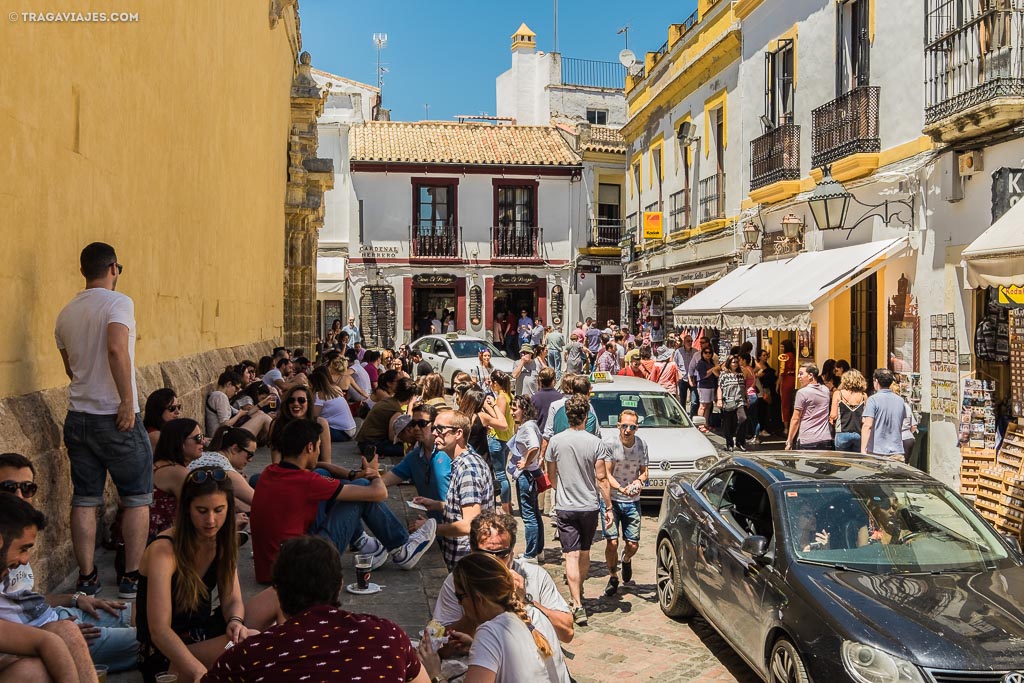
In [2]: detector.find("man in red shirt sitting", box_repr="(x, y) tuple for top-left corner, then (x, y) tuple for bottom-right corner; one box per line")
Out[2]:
(249, 420), (436, 583)
(204, 535), (430, 682)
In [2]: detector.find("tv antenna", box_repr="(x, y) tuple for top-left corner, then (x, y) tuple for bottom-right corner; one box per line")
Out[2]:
(372, 32), (388, 93)
(617, 24), (630, 50)
(424, 103), (430, 119)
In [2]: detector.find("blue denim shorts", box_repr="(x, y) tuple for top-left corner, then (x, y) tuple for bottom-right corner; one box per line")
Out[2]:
(63, 411), (154, 507)
(600, 500), (642, 542)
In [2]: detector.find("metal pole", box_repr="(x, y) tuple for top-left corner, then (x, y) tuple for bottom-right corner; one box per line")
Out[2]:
(554, 0), (559, 52)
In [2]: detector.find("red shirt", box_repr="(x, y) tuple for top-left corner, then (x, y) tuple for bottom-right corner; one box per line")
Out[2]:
(202, 605), (421, 683)
(250, 462), (342, 583)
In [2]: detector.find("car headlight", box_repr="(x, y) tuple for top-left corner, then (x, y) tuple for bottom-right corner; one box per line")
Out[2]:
(841, 641), (925, 683)
(695, 455), (719, 470)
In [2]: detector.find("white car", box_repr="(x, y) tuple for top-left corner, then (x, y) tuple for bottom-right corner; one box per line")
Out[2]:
(410, 334), (516, 390)
(588, 373), (719, 499)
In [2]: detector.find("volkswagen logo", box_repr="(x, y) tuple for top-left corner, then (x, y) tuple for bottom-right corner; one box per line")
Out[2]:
(660, 460), (672, 471)
(1002, 673), (1024, 683)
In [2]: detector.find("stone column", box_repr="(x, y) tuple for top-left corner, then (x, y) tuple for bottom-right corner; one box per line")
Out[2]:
(284, 51), (334, 350)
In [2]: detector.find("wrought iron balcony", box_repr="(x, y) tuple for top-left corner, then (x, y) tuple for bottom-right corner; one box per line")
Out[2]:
(925, 3), (1024, 133)
(811, 86), (880, 169)
(492, 226), (541, 260)
(750, 123), (801, 191)
(698, 173), (726, 224)
(589, 218), (625, 247)
(410, 223), (459, 260)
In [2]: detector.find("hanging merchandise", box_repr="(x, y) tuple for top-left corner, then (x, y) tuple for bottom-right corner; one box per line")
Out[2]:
(974, 290), (1009, 362)
(1010, 309), (1023, 418)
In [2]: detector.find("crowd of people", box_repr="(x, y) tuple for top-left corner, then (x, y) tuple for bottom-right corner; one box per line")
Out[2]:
(0, 242), (920, 682)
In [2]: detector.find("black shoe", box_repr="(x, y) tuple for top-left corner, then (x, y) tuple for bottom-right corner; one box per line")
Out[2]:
(604, 576), (619, 597)
(621, 560), (633, 584)
(76, 569), (101, 596)
(737, 443), (748, 452)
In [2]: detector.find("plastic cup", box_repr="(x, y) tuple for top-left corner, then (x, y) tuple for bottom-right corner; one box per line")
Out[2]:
(94, 666), (108, 683)
(156, 673), (178, 683)
(354, 553), (373, 590)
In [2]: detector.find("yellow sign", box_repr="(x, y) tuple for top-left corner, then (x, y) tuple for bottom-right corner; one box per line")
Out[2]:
(643, 211), (664, 240)
(998, 284), (1024, 307)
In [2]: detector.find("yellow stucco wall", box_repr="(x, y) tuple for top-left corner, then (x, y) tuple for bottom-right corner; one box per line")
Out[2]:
(0, 2), (294, 398)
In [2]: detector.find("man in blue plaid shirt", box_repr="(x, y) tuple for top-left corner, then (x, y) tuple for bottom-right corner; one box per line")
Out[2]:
(411, 410), (494, 570)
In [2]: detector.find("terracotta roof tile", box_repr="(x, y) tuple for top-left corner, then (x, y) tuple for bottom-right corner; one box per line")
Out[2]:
(350, 121), (581, 166)
(582, 125), (626, 154)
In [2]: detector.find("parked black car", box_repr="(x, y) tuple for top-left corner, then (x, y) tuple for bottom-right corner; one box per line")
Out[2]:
(655, 452), (1024, 683)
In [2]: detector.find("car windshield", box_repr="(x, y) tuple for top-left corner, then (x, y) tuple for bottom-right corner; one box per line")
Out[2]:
(782, 482), (1016, 573)
(591, 391), (693, 429)
(449, 339), (503, 359)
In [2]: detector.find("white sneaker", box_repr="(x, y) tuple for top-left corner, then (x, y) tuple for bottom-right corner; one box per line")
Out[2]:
(352, 532), (388, 570)
(392, 519), (437, 570)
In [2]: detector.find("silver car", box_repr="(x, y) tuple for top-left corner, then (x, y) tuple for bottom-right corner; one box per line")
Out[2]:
(589, 374), (719, 499)
(410, 334), (515, 390)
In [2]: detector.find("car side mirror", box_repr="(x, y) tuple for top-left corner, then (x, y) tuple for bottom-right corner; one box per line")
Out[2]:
(741, 535), (769, 561)
(692, 415), (707, 427)
(437, 351), (450, 359)
(498, 350), (509, 358)
(1003, 533), (1022, 554)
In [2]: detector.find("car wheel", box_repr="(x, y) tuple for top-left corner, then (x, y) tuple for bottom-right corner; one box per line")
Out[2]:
(656, 536), (696, 618)
(768, 638), (810, 683)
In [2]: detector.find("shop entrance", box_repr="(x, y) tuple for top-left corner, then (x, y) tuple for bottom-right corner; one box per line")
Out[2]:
(413, 287), (456, 338)
(494, 285), (539, 355)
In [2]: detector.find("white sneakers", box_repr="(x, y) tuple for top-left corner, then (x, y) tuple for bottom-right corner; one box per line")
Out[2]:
(391, 518), (437, 570)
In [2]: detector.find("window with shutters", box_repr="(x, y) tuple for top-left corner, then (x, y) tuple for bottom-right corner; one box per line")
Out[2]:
(765, 39), (795, 126)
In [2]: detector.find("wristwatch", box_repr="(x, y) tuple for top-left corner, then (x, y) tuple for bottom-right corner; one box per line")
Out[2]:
(71, 591), (85, 608)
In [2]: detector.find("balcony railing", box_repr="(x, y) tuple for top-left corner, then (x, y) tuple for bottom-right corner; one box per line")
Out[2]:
(698, 173), (726, 224)
(811, 86), (881, 169)
(410, 223), (459, 260)
(925, 4), (1024, 125)
(589, 218), (625, 247)
(750, 123), (801, 191)
(561, 57), (627, 90)
(492, 226), (541, 260)
(669, 189), (690, 233)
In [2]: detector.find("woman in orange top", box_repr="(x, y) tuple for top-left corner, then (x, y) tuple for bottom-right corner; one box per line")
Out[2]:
(778, 339), (797, 425)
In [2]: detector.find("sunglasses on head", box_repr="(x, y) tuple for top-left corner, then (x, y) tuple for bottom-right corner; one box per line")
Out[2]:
(0, 480), (38, 498)
(477, 546), (512, 559)
(187, 467), (227, 484)
(287, 396), (308, 405)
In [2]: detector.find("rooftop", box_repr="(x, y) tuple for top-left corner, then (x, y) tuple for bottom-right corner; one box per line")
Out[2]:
(310, 67), (379, 93)
(349, 121), (581, 166)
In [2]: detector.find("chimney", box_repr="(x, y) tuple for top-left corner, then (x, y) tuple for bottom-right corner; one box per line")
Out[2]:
(511, 23), (537, 53)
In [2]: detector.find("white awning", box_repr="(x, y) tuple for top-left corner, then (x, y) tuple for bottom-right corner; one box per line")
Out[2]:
(963, 199), (1024, 289)
(668, 266), (728, 287)
(626, 276), (666, 290)
(721, 238), (909, 330)
(672, 265), (753, 328)
(317, 257), (347, 294)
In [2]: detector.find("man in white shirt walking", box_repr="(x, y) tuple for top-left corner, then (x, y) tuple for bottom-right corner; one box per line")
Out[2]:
(55, 242), (152, 600)
(600, 410), (649, 596)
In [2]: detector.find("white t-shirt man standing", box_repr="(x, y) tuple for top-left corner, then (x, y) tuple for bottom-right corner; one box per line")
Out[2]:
(54, 242), (153, 600)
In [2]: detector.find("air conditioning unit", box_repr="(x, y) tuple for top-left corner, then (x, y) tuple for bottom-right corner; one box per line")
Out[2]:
(958, 150), (983, 177)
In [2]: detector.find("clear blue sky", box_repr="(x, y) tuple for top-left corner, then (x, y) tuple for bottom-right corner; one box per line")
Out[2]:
(299, 0), (698, 122)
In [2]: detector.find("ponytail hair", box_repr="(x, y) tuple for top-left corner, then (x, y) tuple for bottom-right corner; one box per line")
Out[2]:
(453, 553), (552, 659)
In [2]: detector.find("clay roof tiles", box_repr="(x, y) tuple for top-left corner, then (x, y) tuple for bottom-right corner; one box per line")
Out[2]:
(350, 121), (581, 166)
(582, 125), (626, 154)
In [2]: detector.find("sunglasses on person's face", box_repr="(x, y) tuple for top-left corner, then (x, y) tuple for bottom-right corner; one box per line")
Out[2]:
(287, 397), (308, 405)
(619, 424), (638, 432)
(187, 434), (205, 444)
(165, 403), (182, 413)
(410, 419), (432, 429)
(477, 546), (512, 559)
(109, 261), (124, 275)
(0, 480), (38, 498)
(187, 467), (227, 484)
(432, 425), (459, 436)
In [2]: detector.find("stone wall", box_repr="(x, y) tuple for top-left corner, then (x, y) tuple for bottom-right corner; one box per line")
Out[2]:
(0, 340), (273, 592)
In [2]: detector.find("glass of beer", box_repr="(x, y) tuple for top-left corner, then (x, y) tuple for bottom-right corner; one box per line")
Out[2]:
(156, 674), (178, 683)
(94, 666), (108, 683)
(354, 553), (373, 591)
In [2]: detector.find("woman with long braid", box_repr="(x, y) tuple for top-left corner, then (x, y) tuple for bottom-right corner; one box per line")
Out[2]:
(417, 552), (569, 682)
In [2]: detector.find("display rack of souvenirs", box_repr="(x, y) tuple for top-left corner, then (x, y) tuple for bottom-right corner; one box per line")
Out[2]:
(893, 372), (922, 423)
(958, 378), (998, 500)
(968, 422), (1024, 539)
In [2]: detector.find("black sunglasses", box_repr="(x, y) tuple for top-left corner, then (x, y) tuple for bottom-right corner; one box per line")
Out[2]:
(187, 467), (227, 484)
(0, 480), (38, 498)
(239, 445), (256, 459)
(187, 433), (205, 444)
(477, 546), (512, 559)
(432, 425), (459, 436)
(165, 403), (182, 413)
(287, 396), (308, 405)
(109, 261), (124, 275)
(410, 418), (432, 429)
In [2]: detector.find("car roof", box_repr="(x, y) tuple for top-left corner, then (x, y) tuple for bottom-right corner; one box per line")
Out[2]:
(415, 335), (492, 343)
(716, 452), (939, 486)
(589, 375), (669, 393)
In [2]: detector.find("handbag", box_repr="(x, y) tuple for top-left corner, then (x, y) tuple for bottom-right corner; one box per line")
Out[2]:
(533, 470), (553, 493)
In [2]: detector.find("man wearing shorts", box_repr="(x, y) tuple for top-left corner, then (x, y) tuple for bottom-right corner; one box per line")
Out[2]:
(599, 410), (649, 597)
(55, 242), (152, 599)
(545, 394), (611, 626)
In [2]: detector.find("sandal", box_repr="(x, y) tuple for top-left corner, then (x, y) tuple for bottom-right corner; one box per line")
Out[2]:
(698, 425), (710, 434)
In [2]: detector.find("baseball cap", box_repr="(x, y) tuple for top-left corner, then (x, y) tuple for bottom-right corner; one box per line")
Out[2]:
(392, 414), (413, 442)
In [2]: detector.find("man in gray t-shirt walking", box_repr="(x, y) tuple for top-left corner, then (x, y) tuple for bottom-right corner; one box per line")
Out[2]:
(861, 368), (908, 460)
(545, 394), (611, 626)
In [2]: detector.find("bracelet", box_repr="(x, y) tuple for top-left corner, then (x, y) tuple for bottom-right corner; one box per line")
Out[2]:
(228, 616), (244, 625)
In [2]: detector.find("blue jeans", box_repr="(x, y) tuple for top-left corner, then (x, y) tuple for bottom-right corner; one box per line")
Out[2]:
(834, 431), (861, 453)
(63, 411), (153, 507)
(487, 435), (511, 505)
(547, 350), (562, 380)
(55, 604), (137, 672)
(312, 478), (409, 553)
(688, 386), (699, 416)
(516, 470), (544, 558)
(599, 499), (643, 542)
(329, 427), (353, 442)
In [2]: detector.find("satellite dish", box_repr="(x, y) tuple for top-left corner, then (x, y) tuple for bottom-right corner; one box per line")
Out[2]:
(618, 48), (637, 68)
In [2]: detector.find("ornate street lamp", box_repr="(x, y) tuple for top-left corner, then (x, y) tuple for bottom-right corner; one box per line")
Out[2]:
(781, 213), (804, 244)
(741, 220), (761, 250)
(807, 165), (851, 232)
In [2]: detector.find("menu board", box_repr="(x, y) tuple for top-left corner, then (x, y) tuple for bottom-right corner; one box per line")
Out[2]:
(359, 285), (396, 350)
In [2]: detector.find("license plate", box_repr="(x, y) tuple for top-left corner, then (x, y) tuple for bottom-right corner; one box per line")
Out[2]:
(647, 478), (669, 488)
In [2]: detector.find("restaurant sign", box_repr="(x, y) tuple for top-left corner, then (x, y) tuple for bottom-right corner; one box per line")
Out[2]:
(495, 274), (538, 286)
(412, 273), (457, 286)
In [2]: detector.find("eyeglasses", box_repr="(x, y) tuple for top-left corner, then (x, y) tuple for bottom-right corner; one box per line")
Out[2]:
(410, 419), (432, 429)
(109, 262), (124, 275)
(165, 403), (182, 413)
(618, 424), (638, 432)
(0, 481), (38, 498)
(187, 434), (205, 444)
(287, 397), (308, 405)
(239, 446), (256, 459)
(187, 467), (228, 484)
(477, 546), (512, 559)
(431, 425), (459, 436)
